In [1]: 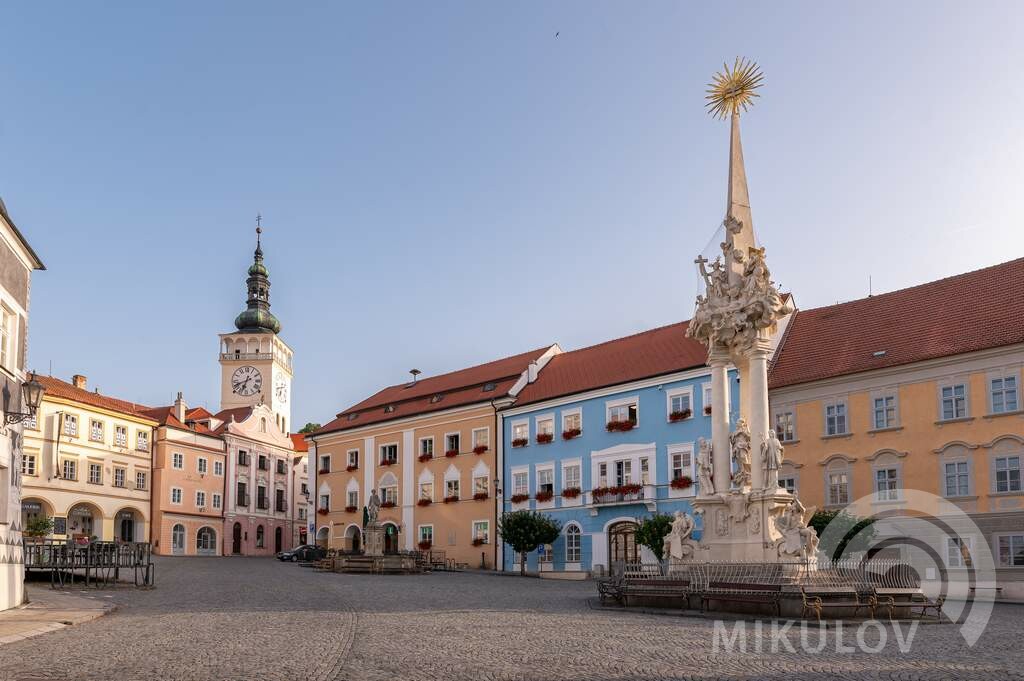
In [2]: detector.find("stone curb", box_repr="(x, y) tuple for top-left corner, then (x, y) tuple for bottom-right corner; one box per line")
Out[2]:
(0, 591), (117, 646)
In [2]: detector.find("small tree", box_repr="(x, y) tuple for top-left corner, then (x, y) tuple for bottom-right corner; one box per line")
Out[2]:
(497, 510), (562, 576)
(634, 513), (673, 562)
(24, 516), (54, 538)
(811, 509), (877, 560)
(298, 422), (321, 434)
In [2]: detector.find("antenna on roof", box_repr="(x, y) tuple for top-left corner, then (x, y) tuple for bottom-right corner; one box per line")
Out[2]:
(409, 369), (421, 383)
(869, 275), (873, 297)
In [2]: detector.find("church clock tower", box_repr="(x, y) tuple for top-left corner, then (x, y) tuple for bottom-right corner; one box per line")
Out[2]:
(219, 223), (294, 433)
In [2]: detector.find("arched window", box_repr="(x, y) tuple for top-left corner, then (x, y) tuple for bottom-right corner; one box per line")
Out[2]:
(565, 525), (581, 563)
(172, 524), (186, 552)
(256, 525), (265, 548)
(196, 526), (216, 554)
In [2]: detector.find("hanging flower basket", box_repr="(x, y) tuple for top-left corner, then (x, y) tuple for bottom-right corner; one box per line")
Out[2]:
(417, 498), (432, 507)
(473, 445), (489, 455)
(670, 476), (694, 490)
(381, 501), (396, 509)
(472, 537), (487, 547)
(562, 428), (581, 440)
(418, 453), (433, 463)
(511, 438), (528, 448)
(345, 464), (359, 472)
(473, 491), (488, 501)
(704, 405), (712, 416)
(318, 468), (331, 475)
(562, 487), (581, 499)
(605, 420), (635, 432)
(669, 409), (692, 422)
(534, 490), (554, 502)
(379, 459), (396, 467)
(510, 493), (529, 504)
(344, 505), (358, 513)
(317, 508), (330, 515)
(443, 495), (459, 504)
(418, 540), (432, 551)
(445, 449), (459, 458)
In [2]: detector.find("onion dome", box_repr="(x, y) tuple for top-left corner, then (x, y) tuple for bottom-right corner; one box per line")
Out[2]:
(234, 223), (281, 334)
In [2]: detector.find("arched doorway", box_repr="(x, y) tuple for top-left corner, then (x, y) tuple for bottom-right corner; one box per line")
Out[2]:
(171, 524), (186, 555)
(68, 503), (100, 540)
(345, 525), (361, 553)
(274, 526), (282, 553)
(232, 522), (242, 554)
(256, 525), (265, 549)
(196, 527), (217, 556)
(315, 526), (329, 548)
(20, 498), (51, 536)
(384, 523), (399, 554)
(116, 509), (141, 542)
(608, 521), (639, 567)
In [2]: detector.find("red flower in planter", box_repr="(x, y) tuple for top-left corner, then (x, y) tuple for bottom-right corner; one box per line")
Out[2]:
(418, 540), (432, 551)
(443, 495), (459, 504)
(445, 449), (459, 458)
(534, 490), (554, 503)
(472, 445), (489, 455)
(669, 409), (692, 422)
(345, 464), (358, 472)
(704, 405), (712, 415)
(511, 438), (528, 448)
(536, 432), (554, 444)
(317, 508), (330, 515)
(472, 537), (487, 547)
(473, 492), (488, 501)
(605, 420), (635, 432)
(562, 428), (581, 440)
(379, 459), (396, 467)
(417, 498), (432, 507)
(670, 476), (694, 490)
(510, 493), (529, 504)
(418, 454), (433, 463)
(591, 486), (612, 498)
(318, 468), (330, 475)
(344, 505), (358, 513)
(381, 501), (396, 508)
(619, 483), (643, 495)
(562, 487), (581, 499)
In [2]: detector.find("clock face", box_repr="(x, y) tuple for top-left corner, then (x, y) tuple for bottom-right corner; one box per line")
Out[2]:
(231, 366), (263, 396)
(275, 375), (289, 404)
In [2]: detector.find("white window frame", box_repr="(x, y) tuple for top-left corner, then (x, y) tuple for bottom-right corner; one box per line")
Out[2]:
(702, 382), (712, 416)
(938, 381), (969, 421)
(62, 458), (77, 481)
(606, 395), (640, 427)
(989, 371), (1020, 415)
(946, 536), (975, 568)
(172, 452), (184, 470)
(826, 466), (850, 506)
(171, 487), (183, 505)
(445, 478), (460, 500)
(418, 524), (434, 543)
(534, 415), (554, 437)
(21, 453), (37, 476)
(379, 442), (399, 465)
(63, 414), (79, 438)
(561, 458), (582, 492)
(419, 480), (434, 502)
(823, 399), (849, 436)
(870, 391), (899, 430)
(995, 533), (1024, 567)
(561, 408), (582, 436)
(779, 476), (797, 494)
(472, 474), (489, 496)
(444, 432), (461, 455)
(89, 419), (104, 442)
(874, 466), (901, 502)
(347, 449), (359, 467)
(114, 425), (127, 447)
(212, 493), (222, 509)
(943, 460), (971, 498)
(511, 466), (529, 502)
(511, 420), (529, 445)
(196, 490), (206, 508)
(471, 427), (489, 450)
(0, 305), (14, 371)
(667, 442), (696, 497)
(88, 462), (102, 485)
(213, 460), (224, 476)
(347, 490), (359, 508)
(136, 430), (149, 451)
(419, 437), (434, 458)
(472, 520), (490, 544)
(665, 387), (694, 421)
(774, 408), (796, 442)
(994, 455), (1022, 494)
(565, 524), (582, 565)
(197, 457), (208, 474)
(113, 467), (126, 488)
(535, 464), (554, 502)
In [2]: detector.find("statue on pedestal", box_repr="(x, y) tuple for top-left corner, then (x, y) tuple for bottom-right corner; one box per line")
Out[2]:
(729, 418), (752, 489)
(662, 510), (696, 560)
(774, 497), (819, 561)
(366, 489), (381, 524)
(696, 437), (714, 494)
(761, 429), (784, 491)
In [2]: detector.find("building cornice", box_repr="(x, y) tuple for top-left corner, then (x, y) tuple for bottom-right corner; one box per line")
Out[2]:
(310, 401), (496, 444)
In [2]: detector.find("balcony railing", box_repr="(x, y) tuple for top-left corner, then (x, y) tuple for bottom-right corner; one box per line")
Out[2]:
(220, 353), (273, 361)
(591, 484), (655, 506)
(236, 493), (250, 507)
(257, 498), (270, 510)
(276, 501), (288, 513)
(258, 459), (268, 471)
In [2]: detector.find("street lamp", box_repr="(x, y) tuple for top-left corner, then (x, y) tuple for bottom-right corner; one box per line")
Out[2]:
(2, 372), (44, 433)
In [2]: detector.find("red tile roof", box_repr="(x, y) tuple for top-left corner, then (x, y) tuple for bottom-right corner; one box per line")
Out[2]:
(315, 346), (554, 436)
(290, 433), (309, 452)
(37, 375), (153, 419)
(209, 406), (254, 434)
(141, 405), (215, 435)
(185, 406), (214, 422)
(514, 321), (708, 406)
(769, 257), (1024, 389)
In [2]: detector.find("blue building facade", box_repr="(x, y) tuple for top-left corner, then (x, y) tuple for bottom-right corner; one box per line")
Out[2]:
(499, 326), (740, 574)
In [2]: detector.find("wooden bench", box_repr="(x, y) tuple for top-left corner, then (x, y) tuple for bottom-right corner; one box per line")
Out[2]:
(621, 579), (691, 608)
(597, 576), (625, 605)
(908, 593), (945, 620)
(800, 586), (895, 621)
(701, 582), (782, 617)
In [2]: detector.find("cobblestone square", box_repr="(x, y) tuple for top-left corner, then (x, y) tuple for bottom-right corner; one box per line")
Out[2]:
(0, 557), (1021, 681)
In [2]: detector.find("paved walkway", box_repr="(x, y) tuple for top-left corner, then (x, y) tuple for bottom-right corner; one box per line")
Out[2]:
(0, 557), (1020, 680)
(0, 586), (113, 645)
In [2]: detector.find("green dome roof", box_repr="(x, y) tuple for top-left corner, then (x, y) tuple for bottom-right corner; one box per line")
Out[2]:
(248, 261), (269, 277)
(234, 308), (281, 334)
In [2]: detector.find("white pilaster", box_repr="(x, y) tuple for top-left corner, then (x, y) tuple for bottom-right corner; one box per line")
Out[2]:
(709, 348), (731, 494)
(747, 340), (772, 491)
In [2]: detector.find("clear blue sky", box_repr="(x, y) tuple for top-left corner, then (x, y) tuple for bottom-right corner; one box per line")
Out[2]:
(3, 2), (1023, 428)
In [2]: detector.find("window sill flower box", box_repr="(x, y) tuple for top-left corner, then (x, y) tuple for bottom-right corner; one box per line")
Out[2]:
(417, 499), (432, 507)
(510, 493), (529, 504)
(536, 433), (554, 444)
(562, 428), (581, 440)
(379, 460), (396, 467)
(473, 492), (488, 501)
(534, 490), (554, 503)
(418, 454), (433, 463)
(669, 409), (693, 422)
(443, 495), (459, 504)
(511, 438), (528, 448)
(704, 406), (712, 416)
(317, 508), (330, 515)
(381, 501), (397, 509)
(472, 445), (489, 455)
(344, 505), (358, 513)
(591, 486), (618, 502)
(605, 420), (635, 432)
(562, 487), (581, 499)
(418, 540), (432, 551)
(472, 538), (487, 547)
(345, 464), (358, 472)
(445, 449), (459, 458)
(318, 468), (331, 475)
(670, 476), (694, 490)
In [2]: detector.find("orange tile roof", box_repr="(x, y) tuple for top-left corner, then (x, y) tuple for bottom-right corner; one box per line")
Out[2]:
(141, 405), (215, 435)
(769, 257), (1024, 389)
(209, 406), (254, 435)
(315, 346), (554, 436)
(185, 406), (214, 421)
(514, 320), (708, 406)
(290, 433), (309, 452)
(37, 375), (153, 419)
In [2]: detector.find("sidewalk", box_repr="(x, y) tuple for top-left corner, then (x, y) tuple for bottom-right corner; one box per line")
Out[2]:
(0, 585), (115, 645)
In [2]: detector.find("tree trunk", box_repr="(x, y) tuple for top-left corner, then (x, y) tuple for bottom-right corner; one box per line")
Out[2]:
(520, 551), (526, 576)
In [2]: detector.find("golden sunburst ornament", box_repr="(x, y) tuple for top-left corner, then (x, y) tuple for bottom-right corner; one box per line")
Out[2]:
(705, 57), (764, 119)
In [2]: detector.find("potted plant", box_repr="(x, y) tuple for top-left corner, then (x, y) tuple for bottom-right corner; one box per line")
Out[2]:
(418, 540), (432, 551)
(669, 408), (692, 422)
(318, 467), (331, 475)
(417, 498), (432, 507)
(670, 476), (694, 490)
(472, 537), (487, 547)
(418, 453), (433, 463)
(562, 487), (581, 499)
(381, 500), (396, 509)
(317, 508), (330, 515)
(511, 438), (528, 448)
(344, 505), (358, 512)
(534, 490), (554, 502)
(345, 464), (358, 472)
(510, 493), (529, 504)
(23, 516), (54, 541)
(443, 495), (459, 504)
(445, 449), (459, 458)
(379, 459), (395, 467)
(605, 420), (635, 432)
(704, 405), (712, 416)
(472, 444), (488, 455)
(562, 427), (581, 440)
(473, 491), (488, 501)
(536, 432), (554, 444)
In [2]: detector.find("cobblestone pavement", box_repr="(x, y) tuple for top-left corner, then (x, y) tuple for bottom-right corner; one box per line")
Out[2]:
(0, 557), (1021, 680)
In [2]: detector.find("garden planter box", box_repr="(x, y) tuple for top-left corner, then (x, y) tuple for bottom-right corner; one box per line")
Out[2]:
(379, 460), (396, 467)
(472, 538), (487, 547)
(445, 450), (459, 458)
(562, 428), (581, 440)
(318, 468), (330, 475)
(670, 476), (694, 490)
(418, 454), (433, 462)
(344, 505), (358, 512)
(417, 499), (432, 506)
(345, 464), (359, 472)
(605, 420), (635, 432)
(704, 406), (712, 415)
(669, 409), (692, 422)
(473, 445), (489, 455)
(536, 433), (554, 444)
(534, 491), (554, 502)
(443, 496), (459, 504)
(562, 487), (581, 499)
(317, 508), (330, 515)
(473, 492), (488, 501)
(511, 438), (528, 448)
(510, 493), (529, 504)
(418, 541), (432, 551)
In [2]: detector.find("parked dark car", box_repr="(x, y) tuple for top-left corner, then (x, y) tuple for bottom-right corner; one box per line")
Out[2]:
(277, 544), (326, 562)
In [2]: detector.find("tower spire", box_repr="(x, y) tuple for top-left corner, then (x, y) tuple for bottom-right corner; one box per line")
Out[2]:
(233, 217), (281, 334)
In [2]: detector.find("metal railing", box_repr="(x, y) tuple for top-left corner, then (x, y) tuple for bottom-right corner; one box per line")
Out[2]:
(23, 539), (155, 588)
(220, 353), (273, 361)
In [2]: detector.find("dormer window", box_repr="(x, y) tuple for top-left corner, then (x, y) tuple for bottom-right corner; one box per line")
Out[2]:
(483, 382), (497, 392)
(384, 405), (396, 413)
(430, 394), (443, 404)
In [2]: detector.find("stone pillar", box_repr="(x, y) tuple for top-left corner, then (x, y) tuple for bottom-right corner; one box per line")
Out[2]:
(709, 348), (731, 495)
(747, 339), (772, 491)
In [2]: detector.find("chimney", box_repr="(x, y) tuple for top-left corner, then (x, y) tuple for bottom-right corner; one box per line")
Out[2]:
(527, 361), (539, 384)
(174, 391), (188, 422)
(72, 374), (87, 390)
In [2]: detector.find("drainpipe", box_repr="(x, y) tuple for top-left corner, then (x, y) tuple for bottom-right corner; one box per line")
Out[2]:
(490, 398), (500, 572)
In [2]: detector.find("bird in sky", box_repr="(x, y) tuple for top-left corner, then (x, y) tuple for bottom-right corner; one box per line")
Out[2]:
(555, 32), (559, 38)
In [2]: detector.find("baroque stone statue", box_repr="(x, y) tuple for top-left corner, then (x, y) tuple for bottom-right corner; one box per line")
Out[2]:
(366, 489), (381, 524)
(775, 497), (819, 561)
(761, 429), (784, 490)
(662, 510), (696, 560)
(729, 418), (752, 489)
(696, 437), (714, 494)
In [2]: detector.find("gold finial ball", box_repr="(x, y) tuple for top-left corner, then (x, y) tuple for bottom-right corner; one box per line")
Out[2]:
(706, 57), (764, 120)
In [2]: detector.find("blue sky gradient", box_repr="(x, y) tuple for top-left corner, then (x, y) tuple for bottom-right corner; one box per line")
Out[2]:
(3, 2), (1023, 427)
